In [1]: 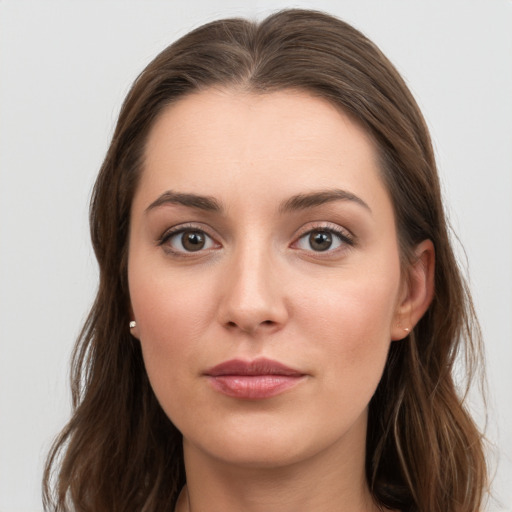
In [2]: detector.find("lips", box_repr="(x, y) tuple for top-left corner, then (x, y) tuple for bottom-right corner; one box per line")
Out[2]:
(204, 358), (306, 399)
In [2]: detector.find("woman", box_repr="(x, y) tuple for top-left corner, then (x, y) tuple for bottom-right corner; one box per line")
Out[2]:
(43, 9), (487, 512)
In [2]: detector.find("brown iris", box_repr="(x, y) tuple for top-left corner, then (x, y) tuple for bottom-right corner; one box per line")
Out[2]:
(309, 230), (333, 251)
(181, 230), (206, 251)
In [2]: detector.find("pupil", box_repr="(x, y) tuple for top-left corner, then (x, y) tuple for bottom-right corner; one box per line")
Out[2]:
(182, 231), (205, 251)
(310, 230), (332, 251)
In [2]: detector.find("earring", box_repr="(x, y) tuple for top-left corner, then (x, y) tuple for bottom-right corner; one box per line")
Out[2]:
(404, 327), (410, 333)
(129, 321), (137, 329)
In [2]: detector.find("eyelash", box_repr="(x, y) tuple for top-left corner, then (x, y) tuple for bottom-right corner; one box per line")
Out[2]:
(157, 223), (219, 257)
(157, 222), (355, 257)
(292, 223), (355, 255)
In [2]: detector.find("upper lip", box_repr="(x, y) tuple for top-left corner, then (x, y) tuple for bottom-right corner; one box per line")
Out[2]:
(205, 358), (304, 377)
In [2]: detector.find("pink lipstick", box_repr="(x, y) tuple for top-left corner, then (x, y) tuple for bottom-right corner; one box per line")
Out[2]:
(204, 358), (306, 399)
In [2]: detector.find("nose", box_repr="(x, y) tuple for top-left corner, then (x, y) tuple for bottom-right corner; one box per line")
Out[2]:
(216, 244), (289, 335)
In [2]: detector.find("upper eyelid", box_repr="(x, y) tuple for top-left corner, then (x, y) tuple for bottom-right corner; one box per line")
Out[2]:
(158, 225), (221, 256)
(290, 223), (356, 253)
(292, 221), (354, 240)
(158, 222), (219, 243)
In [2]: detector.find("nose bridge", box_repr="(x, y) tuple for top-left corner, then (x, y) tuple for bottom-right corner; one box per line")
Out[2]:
(218, 233), (287, 333)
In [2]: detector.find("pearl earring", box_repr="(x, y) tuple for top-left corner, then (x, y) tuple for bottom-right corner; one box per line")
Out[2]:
(129, 321), (137, 329)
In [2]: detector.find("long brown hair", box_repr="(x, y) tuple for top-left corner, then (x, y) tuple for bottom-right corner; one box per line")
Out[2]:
(43, 9), (486, 511)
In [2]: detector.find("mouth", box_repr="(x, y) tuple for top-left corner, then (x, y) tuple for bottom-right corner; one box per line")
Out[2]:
(204, 358), (306, 400)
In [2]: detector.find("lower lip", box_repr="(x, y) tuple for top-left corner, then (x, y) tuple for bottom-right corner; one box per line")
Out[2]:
(207, 375), (305, 399)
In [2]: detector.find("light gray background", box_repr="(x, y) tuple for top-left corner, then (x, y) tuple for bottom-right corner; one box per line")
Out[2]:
(1, 1), (511, 511)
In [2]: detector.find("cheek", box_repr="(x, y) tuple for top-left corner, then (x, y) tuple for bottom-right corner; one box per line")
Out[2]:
(130, 259), (217, 342)
(297, 266), (400, 396)
(128, 265), (218, 411)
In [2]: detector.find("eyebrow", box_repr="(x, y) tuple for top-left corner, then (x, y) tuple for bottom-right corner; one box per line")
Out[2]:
(145, 191), (222, 213)
(145, 188), (371, 215)
(279, 189), (371, 214)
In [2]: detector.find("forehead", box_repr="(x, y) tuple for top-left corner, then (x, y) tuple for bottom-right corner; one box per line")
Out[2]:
(137, 88), (389, 213)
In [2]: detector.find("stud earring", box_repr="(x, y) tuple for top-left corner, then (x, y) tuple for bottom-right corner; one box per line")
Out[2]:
(129, 321), (137, 329)
(404, 327), (410, 333)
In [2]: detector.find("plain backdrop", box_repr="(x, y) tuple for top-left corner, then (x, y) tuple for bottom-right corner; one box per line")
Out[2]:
(1, 1), (511, 511)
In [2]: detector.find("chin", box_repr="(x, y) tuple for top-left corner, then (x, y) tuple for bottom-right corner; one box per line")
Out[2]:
(181, 407), (368, 471)
(190, 435), (316, 470)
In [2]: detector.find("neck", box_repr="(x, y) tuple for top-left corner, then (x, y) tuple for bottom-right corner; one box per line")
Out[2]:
(175, 420), (381, 512)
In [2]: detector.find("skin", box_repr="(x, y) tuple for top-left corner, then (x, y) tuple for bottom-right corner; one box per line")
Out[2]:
(128, 89), (434, 512)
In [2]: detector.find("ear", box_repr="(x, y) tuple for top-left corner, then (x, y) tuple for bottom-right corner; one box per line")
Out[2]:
(391, 239), (435, 341)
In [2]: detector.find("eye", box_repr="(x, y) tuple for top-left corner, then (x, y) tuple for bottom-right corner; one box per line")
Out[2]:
(294, 227), (353, 252)
(161, 228), (217, 254)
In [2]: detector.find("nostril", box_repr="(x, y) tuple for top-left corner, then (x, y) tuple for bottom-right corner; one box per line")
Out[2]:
(224, 319), (276, 332)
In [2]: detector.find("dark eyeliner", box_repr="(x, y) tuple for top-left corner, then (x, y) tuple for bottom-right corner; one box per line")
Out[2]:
(327, 226), (355, 246)
(306, 223), (356, 247)
(156, 223), (201, 246)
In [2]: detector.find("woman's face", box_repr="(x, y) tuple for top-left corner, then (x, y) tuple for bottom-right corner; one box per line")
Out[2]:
(128, 89), (409, 468)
